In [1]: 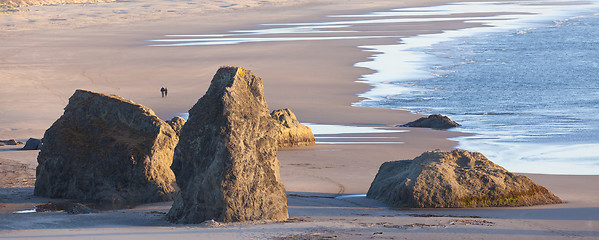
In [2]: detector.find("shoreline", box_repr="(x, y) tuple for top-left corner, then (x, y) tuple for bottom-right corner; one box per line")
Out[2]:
(0, 0), (476, 142)
(343, 1), (599, 175)
(1, 0), (599, 239)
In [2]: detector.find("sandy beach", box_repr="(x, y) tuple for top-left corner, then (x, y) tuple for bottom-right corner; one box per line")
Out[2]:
(1, 0), (598, 239)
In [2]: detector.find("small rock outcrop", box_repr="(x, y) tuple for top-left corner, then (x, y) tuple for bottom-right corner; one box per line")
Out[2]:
(401, 114), (461, 129)
(36, 202), (93, 214)
(367, 150), (563, 208)
(271, 109), (315, 147)
(35, 89), (179, 207)
(0, 139), (19, 145)
(166, 116), (186, 136)
(167, 67), (288, 224)
(22, 138), (42, 150)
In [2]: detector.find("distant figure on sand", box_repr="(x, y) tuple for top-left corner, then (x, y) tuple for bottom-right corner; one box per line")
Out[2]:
(164, 87), (168, 97)
(160, 87), (166, 98)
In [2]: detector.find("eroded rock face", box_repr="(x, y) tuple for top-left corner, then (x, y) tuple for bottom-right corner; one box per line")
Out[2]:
(167, 67), (288, 224)
(166, 116), (186, 136)
(367, 150), (563, 208)
(271, 109), (315, 148)
(34, 89), (178, 207)
(0, 139), (19, 145)
(401, 114), (461, 130)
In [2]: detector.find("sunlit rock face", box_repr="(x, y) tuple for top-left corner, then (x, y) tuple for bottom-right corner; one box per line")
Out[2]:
(271, 108), (315, 148)
(167, 67), (288, 223)
(35, 89), (179, 207)
(368, 149), (563, 208)
(166, 116), (186, 136)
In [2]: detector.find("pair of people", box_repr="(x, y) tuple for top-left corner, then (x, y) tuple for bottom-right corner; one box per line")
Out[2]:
(160, 87), (168, 98)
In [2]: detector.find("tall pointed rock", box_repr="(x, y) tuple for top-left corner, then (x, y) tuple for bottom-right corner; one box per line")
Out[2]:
(167, 67), (288, 223)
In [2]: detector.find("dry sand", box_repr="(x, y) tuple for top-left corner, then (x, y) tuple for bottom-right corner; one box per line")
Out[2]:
(1, 0), (598, 239)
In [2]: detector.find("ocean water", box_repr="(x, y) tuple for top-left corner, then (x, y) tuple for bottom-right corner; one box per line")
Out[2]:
(362, 14), (599, 175)
(152, 0), (599, 175)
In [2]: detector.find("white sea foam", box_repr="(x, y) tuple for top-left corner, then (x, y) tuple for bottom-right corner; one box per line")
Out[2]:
(334, 194), (366, 199)
(147, 35), (395, 46)
(304, 123), (406, 135)
(354, 1), (599, 103)
(149, 1), (598, 49)
(454, 137), (599, 175)
(349, 1), (599, 175)
(315, 141), (404, 145)
(156, 1), (599, 174)
(13, 208), (37, 214)
(176, 112), (189, 120)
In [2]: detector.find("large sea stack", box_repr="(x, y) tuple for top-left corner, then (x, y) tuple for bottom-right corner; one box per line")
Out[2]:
(35, 90), (178, 206)
(367, 150), (563, 208)
(167, 67), (288, 223)
(271, 108), (315, 148)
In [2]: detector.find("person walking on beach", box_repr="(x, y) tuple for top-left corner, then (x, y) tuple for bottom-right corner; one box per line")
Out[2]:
(164, 87), (168, 97)
(160, 87), (165, 98)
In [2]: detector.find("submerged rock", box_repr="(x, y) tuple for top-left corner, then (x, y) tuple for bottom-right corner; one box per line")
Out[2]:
(401, 114), (461, 130)
(35, 89), (179, 207)
(271, 108), (315, 147)
(167, 67), (288, 223)
(367, 149), (563, 208)
(22, 138), (42, 150)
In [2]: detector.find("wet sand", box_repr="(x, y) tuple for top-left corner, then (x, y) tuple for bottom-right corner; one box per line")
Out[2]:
(1, 0), (598, 239)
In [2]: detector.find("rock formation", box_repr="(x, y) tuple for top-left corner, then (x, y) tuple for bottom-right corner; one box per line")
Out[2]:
(34, 89), (179, 207)
(367, 150), (563, 208)
(401, 114), (461, 129)
(167, 66), (288, 224)
(36, 202), (93, 214)
(0, 139), (19, 145)
(22, 138), (42, 150)
(271, 108), (315, 147)
(166, 116), (186, 136)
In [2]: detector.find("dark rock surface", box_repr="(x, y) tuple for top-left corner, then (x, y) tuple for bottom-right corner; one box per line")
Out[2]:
(167, 67), (288, 223)
(367, 150), (563, 208)
(22, 138), (42, 150)
(36, 202), (93, 214)
(271, 108), (315, 148)
(34, 89), (179, 207)
(401, 114), (461, 129)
